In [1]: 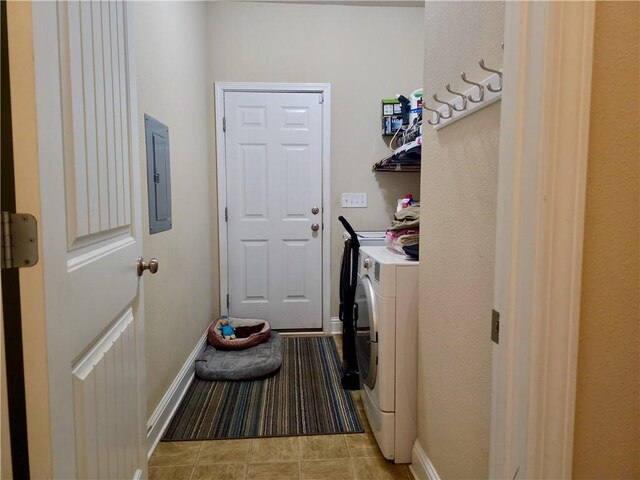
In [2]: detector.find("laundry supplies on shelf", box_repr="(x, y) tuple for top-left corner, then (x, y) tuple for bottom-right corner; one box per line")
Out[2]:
(375, 89), (423, 173)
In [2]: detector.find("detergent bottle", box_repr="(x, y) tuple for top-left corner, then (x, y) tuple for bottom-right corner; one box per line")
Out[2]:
(408, 89), (423, 126)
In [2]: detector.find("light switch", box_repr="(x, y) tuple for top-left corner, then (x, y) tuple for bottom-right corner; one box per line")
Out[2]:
(342, 193), (367, 208)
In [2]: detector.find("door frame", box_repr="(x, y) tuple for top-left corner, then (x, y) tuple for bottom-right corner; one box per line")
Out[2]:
(490, 2), (595, 478)
(214, 82), (332, 333)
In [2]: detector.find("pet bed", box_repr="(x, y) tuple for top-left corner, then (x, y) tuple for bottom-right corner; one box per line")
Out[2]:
(208, 317), (271, 351)
(195, 332), (283, 381)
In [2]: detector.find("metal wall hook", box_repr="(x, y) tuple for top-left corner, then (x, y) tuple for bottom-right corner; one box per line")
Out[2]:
(445, 84), (467, 111)
(479, 58), (503, 92)
(429, 99), (451, 119)
(432, 94), (456, 117)
(422, 105), (441, 125)
(460, 72), (484, 103)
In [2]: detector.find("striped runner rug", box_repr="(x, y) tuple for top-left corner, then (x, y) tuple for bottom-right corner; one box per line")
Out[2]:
(162, 336), (364, 441)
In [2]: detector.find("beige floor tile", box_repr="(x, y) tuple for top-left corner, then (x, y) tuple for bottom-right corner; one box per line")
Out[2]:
(351, 457), (410, 480)
(148, 465), (194, 480)
(197, 439), (251, 464)
(354, 401), (372, 432)
(300, 435), (348, 460)
(300, 459), (352, 480)
(191, 463), (248, 480)
(247, 461), (300, 480)
(333, 335), (343, 356)
(345, 432), (381, 457)
(149, 441), (202, 466)
(359, 415), (372, 433)
(249, 436), (300, 463)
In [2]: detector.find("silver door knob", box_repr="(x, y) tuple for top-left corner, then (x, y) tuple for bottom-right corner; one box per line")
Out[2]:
(137, 256), (159, 276)
(311, 206), (320, 215)
(311, 223), (320, 232)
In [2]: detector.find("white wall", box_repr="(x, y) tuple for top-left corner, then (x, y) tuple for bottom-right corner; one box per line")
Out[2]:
(135, 1), (218, 415)
(417, 1), (504, 477)
(207, 1), (424, 317)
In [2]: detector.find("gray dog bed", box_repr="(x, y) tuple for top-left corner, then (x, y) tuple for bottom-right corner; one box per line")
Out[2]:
(195, 332), (283, 381)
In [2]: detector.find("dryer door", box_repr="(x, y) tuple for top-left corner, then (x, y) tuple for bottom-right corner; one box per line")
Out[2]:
(355, 276), (378, 389)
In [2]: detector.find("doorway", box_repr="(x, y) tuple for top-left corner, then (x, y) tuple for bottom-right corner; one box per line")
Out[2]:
(215, 83), (331, 331)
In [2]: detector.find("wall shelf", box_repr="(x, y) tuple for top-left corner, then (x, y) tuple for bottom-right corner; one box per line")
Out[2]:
(372, 154), (420, 172)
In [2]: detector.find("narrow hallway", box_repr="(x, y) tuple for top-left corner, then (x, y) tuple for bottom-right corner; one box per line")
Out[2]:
(149, 337), (412, 480)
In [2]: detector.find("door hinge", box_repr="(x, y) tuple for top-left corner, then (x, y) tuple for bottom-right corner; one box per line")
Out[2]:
(222, 116), (226, 132)
(319, 93), (324, 104)
(225, 207), (228, 222)
(226, 294), (230, 309)
(1, 212), (39, 269)
(491, 309), (500, 344)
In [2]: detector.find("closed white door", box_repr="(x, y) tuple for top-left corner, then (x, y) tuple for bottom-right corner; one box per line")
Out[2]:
(23, 2), (147, 477)
(224, 91), (324, 329)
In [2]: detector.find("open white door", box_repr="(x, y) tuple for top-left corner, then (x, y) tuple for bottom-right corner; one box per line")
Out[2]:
(9, 1), (147, 477)
(224, 91), (324, 330)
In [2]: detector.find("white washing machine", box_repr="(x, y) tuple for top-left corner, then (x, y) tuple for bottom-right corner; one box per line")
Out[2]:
(342, 230), (388, 246)
(355, 246), (418, 464)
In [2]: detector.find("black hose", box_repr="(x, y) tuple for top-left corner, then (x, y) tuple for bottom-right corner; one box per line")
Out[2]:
(338, 216), (360, 249)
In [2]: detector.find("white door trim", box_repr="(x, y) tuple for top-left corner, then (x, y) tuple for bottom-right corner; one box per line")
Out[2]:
(214, 82), (331, 333)
(490, 2), (595, 479)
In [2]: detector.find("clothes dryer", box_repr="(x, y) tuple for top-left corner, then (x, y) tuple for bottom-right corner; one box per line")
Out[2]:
(355, 246), (418, 464)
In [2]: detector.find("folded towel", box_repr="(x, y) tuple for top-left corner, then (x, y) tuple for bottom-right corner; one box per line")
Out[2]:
(394, 234), (419, 246)
(389, 218), (420, 231)
(386, 228), (419, 245)
(393, 204), (420, 222)
(389, 204), (420, 231)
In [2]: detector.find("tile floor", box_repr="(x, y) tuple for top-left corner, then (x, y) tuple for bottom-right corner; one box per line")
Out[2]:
(149, 336), (413, 480)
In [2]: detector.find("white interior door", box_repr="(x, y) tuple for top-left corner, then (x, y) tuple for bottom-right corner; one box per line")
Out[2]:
(224, 91), (323, 330)
(26, 1), (147, 477)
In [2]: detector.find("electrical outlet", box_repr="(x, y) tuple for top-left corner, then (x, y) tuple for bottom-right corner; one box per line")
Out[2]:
(342, 193), (367, 208)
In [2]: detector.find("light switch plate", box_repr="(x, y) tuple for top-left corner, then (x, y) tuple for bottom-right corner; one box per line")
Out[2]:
(342, 193), (367, 208)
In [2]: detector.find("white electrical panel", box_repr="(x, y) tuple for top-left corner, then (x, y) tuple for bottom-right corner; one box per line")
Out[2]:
(342, 193), (367, 208)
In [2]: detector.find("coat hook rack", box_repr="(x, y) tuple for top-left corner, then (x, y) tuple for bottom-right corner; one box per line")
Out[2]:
(425, 58), (503, 130)
(422, 105), (441, 126)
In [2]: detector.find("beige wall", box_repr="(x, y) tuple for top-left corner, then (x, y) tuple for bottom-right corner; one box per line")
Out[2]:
(417, 1), (504, 477)
(206, 1), (423, 317)
(572, 2), (640, 478)
(135, 1), (219, 415)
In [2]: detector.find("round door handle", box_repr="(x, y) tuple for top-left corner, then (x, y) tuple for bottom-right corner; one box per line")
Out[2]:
(311, 223), (320, 232)
(311, 206), (320, 215)
(137, 256), (159, 276)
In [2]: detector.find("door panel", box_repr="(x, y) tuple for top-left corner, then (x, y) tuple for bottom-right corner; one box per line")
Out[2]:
(72, 309), (139, 479)
(28, 1), (146, 477)
(225, 92), (323, 329)
(62, 0), (132, 243)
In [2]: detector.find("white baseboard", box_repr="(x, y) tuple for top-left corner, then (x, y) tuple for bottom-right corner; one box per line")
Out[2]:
(330, 316), (342, 334)
(146, 329), (208, 458)
(410, 440), (441, 480)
